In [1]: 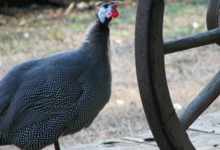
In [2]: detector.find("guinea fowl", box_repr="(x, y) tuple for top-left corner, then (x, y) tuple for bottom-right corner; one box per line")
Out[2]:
(0, 1), (121, 150)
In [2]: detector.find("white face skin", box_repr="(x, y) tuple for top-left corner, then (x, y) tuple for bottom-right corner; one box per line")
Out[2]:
(98, 3), (112, 23)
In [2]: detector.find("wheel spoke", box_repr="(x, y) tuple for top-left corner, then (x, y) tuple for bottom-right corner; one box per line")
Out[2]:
(179, 70), (220, 130)
(164, 28), (220, 54)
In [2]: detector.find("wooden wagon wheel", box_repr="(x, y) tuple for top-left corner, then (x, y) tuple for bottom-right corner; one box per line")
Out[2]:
(135, 0), (220, 149)
(207, 0), (220, 45)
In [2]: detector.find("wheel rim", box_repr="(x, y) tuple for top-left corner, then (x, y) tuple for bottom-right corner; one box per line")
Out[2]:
(206, 0), (220, 45)
(135, 0), (195, 149)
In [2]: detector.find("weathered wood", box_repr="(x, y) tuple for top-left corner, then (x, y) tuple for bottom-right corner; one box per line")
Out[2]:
(65, 129), (220, 150)
(66, 139), (159, 150)
(206, 0), (220, 30)
(164, 28), (220, 54)
(121, 137), (146, 143)
(189, 111), (220, 134)
(149, 1), (195, 149)
(179, 70), (220, 130)
(135, 0), (174, 149)
(135, 0), (195, 149)
(187, 130), (220, 149)
(63, 112), (220, 150)
(206, 0), (220, 45)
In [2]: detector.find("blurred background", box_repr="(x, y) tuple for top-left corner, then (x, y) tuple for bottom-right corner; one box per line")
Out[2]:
(0, 0), (220, 149)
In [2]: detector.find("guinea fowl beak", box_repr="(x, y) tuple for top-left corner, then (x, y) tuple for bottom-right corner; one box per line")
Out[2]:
(111, 1), (122, 9)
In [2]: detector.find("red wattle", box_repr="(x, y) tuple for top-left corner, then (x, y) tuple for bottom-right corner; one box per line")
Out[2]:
(112, 9), (119, 18)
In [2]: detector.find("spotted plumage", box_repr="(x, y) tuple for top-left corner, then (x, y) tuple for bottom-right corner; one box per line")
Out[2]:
(0, 1), (121, 150)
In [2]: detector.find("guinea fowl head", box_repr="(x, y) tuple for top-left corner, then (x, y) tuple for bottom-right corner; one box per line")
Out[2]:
(97, 1), (122, 24)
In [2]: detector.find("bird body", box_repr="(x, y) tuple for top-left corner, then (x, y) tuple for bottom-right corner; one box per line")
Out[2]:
(0, 1), (121, 149)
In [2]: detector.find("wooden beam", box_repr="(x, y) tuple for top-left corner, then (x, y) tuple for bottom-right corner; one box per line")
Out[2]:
(164, 28), (220, 54)
(179, 70), (220, 130)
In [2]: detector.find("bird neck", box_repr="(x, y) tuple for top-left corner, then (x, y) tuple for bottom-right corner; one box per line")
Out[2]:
(100, 17), (112, 27)
(78, 18), (112, 63)
(83, 18), (111, 43)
